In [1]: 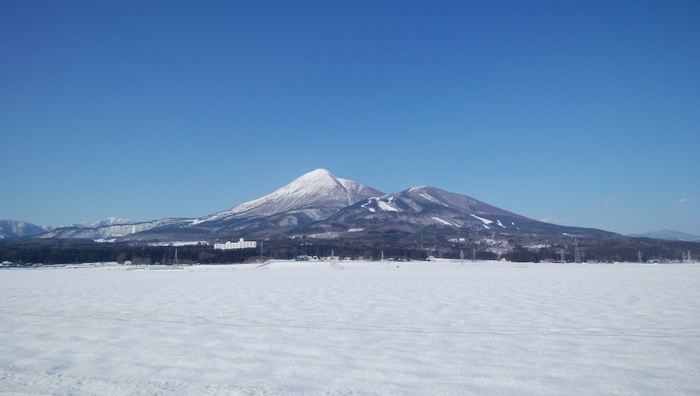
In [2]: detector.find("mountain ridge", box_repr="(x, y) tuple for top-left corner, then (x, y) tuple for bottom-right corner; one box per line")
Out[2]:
(289, 185), (619, 244)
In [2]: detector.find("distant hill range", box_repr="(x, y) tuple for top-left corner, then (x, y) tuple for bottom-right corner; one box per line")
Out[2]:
(2, 169), (694, 249)
(0, 218), (138, 239)
(631, 229), (700, 242)
(0, 221), (46, 239)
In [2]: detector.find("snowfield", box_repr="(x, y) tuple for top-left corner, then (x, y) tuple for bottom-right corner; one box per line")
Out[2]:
(1, 261), (699, 395)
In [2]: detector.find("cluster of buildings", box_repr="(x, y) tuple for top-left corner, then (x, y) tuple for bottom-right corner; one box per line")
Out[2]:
(213, 238), (257, 250)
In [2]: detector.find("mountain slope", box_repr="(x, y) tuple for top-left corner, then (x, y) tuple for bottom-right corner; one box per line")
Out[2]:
(318, 186), (528, 230)
(293, 186), (618, 243)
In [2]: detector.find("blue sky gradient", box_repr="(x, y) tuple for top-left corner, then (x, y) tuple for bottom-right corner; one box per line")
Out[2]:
(1, 1), (699, 235)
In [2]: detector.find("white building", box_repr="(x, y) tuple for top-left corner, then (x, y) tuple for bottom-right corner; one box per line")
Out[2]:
(214, 238), (257, 250)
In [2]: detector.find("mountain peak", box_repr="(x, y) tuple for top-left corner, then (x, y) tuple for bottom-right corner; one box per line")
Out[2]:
(304, 168), (332, 177)
(287, 168), (342, 192)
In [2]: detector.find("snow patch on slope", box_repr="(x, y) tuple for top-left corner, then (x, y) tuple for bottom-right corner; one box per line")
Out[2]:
(377, 200), (399, 212)
(431, 217), (456, 227)
(361, 201), (376, 213)
(470, 214), (493, 225)
(419, 193), (448, 207)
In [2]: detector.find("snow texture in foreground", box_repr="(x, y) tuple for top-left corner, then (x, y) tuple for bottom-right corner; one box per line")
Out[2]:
(1, 261), (699, 395)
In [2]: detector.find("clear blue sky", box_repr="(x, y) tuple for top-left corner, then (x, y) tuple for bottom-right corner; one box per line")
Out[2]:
(1, 1), (699, 235)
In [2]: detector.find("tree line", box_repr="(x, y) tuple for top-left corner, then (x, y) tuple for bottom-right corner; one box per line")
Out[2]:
(0, 239), (429, 265)
(1, 237), (697, 265)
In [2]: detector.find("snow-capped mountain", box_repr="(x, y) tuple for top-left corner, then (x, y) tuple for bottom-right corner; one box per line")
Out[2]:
(14, 169), (618, 243)
(186, 169), (384, 234)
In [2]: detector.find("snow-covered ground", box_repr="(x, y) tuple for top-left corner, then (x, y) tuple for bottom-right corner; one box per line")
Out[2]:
(1, 261), (699, 395)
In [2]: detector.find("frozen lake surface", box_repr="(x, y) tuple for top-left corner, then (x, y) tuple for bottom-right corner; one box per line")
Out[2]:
(1, 261), (699, 395)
